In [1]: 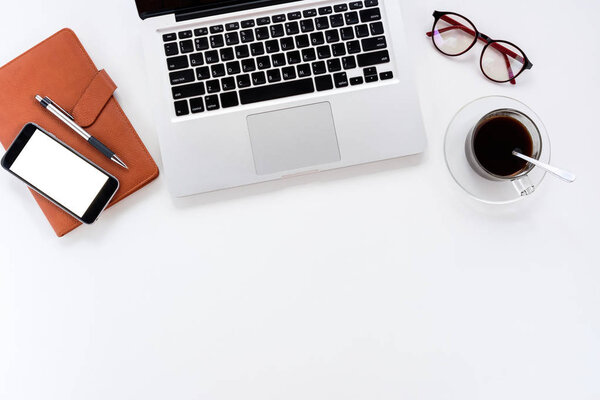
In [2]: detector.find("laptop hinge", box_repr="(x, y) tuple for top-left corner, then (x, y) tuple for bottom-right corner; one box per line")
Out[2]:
(175, 0), (301, 22)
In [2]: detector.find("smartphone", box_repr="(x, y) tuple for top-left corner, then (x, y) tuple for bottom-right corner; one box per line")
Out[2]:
(1, 123), (119, 224)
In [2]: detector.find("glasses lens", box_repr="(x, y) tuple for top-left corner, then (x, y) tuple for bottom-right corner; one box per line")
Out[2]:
(432, 14), (477, 55)
(481, 41), (526, 82)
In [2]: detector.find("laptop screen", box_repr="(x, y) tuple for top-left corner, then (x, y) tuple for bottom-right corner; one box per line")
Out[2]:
(135, 0), (299, 20)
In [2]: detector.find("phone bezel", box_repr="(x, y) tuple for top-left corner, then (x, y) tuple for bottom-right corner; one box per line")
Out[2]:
(1, 123), (120, 224)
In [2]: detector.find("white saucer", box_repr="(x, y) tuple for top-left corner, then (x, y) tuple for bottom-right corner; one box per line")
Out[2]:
(444, 96), (550, 204)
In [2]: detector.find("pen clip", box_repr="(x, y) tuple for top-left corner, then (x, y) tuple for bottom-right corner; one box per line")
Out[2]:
(43, 96), (75, 121)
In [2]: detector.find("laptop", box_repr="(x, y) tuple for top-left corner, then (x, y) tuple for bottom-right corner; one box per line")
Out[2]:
(135, 0), (426, 196)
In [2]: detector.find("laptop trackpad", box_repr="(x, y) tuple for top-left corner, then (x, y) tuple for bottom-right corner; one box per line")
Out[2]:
(247, 102), (341, 175)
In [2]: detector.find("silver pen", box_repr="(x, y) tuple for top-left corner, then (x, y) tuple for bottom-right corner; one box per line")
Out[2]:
(35, 95), (128, 169)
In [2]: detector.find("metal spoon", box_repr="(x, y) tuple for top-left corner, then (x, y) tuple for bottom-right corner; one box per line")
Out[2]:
(512, 151), (576, 183)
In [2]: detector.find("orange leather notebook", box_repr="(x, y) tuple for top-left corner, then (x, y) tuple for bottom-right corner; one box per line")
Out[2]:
(0, 29), (159, 237)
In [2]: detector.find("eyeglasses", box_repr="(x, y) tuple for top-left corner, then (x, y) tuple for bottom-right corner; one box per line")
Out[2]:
(426, 11), (533, 84)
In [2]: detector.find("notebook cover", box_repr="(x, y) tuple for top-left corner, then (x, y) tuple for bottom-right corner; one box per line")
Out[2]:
(0, 28), (159, 237)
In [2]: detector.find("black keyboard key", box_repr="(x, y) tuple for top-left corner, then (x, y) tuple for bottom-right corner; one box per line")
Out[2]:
(255, 27), (270, 40)
(295, 34), (310, 48)
(241, 19), (255, 28)
(364, 67), (377, 76)
(345, 11), (359, 24)
(170, 69), (195, 85)
(310, 32), (325, 46)
(285, 21), (300, 35)
(297, 63), (312, 77)
(235, 44), (250, 58)
(251, 71), (267, 85)
(190, 97), (204, 113)
(342, 55), (357, 69)
(370, 21), (384, 35)
(273, 14), (286, 23)
(172, 82), (205, 99)
(300, 19), (315, 33)
(194, 27), (208, 36)
(196, 66), (210, 80)
(360, 7), (381, 22)
(237, 74), (251, 88)
(179, 30), (193, 39)
(380, 71), (393, 80)
(267, 69), (282, 83)
(195, 37), (209, 51)
(365, 0), (378, 6)
(333, 72), (349, 87)
(317, 45), (332, 59)
(319, 6), (333, 15)
(287, 50), (302, 64)
(282, 66), (297, 80)
(174, 100), (189, 116)
(350, 76), (364, 85)
(221, 77), (236, 90)
(167, 55), (189, 71)
(280, 37), (295, 50)
(327, 58), (342, 72)
(287, 11), (301, 20)
(163, 33), (177, 42)
(315, 17), (330, 30)
(355, 24), (369, 38)
(330, 14), (344, 27)
(206, 79), (221, 93)
(315, 74), (334, 91)
(257, 56), (271, 70)
(347, 40), (361, 54)
(205, 95), (220, 110)
(257, 17), (271, 26)
(270, 24), (285, 38)
(312, 61), (327, 74)
(272, 53), (286, 67)
(365, 74), (378, 82)
(226, 61), (241, 75)
(250, 42), (265, 56)
(332, 43), (346, 56)
(240, 29), (255, 43)
(340, 27), (355, 40)
(164, 42), (179, 56)
(303, 9), (317, 18)
(210, 34), (224, 48)
(325, 29), (340, 43)
(180, 40), (194, 53)
(362, 36), (387, 51)
(210, 25), (224, 33)
(334, 4), (348, 12)
(265, 39), (280, 53)
(302, 48), (317, 62)
(205, 50), (219, 63)
(357, 49), (390, 66)
(225, 32), (239, 45)
(211, 64), (226, 78)
(220, 92), (239, 108)
(239, 78), (314, 104)
(226, 22), (239, 31)
(220, 47), (235, 61)
(349, 1), (363, 10)
(242, 58), (256, 72)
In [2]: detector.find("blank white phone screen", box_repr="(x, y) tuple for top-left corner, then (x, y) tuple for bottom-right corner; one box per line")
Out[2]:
(10, 129), (109, 217)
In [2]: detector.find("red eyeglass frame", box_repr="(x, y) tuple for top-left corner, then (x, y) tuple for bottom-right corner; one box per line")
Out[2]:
(426, 11), (533, 85)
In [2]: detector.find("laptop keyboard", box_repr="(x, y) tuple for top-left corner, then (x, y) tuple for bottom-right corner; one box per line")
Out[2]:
(162, 0), (393, 117)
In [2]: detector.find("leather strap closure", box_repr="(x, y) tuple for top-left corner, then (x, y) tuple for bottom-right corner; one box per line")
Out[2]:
(71, 69), (117, 128)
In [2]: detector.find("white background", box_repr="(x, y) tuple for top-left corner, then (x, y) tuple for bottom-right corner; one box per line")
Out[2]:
(1, 0), (599, 399)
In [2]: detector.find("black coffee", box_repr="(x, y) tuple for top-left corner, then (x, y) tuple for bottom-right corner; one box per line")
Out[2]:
(473, 115), (533, 176)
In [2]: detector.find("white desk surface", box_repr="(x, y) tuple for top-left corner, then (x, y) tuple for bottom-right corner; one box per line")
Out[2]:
(1, 0), (599, 399)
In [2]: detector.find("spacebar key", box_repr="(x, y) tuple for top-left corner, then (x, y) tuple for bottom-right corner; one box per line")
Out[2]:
(357, 50), (390, 67)
(239, 78), (315, 105)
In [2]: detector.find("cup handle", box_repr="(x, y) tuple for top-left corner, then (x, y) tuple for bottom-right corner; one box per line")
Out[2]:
(512, 174), (535, 196)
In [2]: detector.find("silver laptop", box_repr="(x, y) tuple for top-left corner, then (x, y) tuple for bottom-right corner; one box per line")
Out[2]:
(136, 0), (426, 196)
